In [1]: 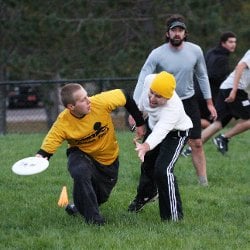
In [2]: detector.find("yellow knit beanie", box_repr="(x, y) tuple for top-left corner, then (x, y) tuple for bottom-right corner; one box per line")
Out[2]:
(150, 71), (176, 99)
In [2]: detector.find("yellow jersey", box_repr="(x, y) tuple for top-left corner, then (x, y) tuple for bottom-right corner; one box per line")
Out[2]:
(40, 89), (126, 165)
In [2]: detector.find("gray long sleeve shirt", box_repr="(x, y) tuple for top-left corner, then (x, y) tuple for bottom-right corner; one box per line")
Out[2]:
(133, 42), (211, 104)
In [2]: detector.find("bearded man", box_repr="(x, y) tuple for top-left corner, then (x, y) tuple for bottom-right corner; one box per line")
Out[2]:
(130, 14), (216, 191)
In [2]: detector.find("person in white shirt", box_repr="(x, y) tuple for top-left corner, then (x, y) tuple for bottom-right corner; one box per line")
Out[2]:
(202, 49), (250, 154)
(129, 71), (193, 221)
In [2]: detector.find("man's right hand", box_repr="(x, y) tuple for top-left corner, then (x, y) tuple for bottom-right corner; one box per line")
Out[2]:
(35, 154), (48, 160)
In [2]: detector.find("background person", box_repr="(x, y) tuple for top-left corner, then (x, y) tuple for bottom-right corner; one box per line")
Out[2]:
(182, 31), (237, 156)
(131, 14), (217, 186)
(200, 31), (237, 128)
(36, 83), (145, 226)
(128, 71), (192, 221)
(201, 49), (250, 154)
(205, 32), (237, 103)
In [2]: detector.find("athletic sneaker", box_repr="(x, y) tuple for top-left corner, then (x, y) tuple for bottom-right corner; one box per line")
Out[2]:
(65, 204), (78, 216)
(181, 147), (192, 157)
(128, 192), (158, 212)
(86, 216), (106, 226)
(66, 204), (105, 226)
(213, 134), (229, 155)
(198, 176), (208, 186)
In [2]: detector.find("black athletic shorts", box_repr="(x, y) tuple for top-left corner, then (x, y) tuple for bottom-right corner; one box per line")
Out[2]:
(198, 98), (212, 122)
(182, 96), (201, 139)
(195, 84), (212, 122)
(216, 89), (250, 127)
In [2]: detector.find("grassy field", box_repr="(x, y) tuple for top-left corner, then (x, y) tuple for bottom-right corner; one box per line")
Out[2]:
(0, 130), (249, 250)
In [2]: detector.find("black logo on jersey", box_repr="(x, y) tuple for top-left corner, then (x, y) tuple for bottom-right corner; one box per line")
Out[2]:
(68, 122), (109, 145)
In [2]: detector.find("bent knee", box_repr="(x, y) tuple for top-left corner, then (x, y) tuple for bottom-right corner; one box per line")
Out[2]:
(69, 164), (89, 180)
(189, 139), (203, 149)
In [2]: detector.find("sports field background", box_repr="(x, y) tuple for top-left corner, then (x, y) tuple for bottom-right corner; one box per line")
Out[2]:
(0, 130), (249, 249)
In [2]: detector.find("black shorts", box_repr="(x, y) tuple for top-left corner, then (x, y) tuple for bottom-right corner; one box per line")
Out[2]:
(216, 89), (250, 127)
(198, 98), (212, 121)
(182, 96), (201, 139)
(195, 85), (212, 122)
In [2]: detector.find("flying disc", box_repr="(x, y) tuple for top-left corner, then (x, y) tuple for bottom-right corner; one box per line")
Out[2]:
(12, 157), (49, 176)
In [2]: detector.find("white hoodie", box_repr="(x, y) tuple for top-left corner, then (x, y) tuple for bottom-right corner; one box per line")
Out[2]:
(139, 74), (193, 150)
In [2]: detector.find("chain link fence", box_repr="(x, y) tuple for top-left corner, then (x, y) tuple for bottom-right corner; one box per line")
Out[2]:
(2, 78), (249, 135)
(0, 77), (137, 134)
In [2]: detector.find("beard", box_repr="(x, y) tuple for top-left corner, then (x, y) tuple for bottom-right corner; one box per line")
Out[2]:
(169, 37), (185, 47)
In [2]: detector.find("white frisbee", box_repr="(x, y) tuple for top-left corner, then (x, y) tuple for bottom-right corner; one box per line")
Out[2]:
(12, 157), (49, 176)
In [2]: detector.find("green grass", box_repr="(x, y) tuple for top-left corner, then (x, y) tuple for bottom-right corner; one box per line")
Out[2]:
(0, 131), (249, 250)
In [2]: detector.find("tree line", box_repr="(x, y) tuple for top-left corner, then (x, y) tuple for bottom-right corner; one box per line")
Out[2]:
(1, 0), (249, 82)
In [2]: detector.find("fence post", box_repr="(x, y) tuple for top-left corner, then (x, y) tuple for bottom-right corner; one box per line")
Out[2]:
(0, 85), (7, 135)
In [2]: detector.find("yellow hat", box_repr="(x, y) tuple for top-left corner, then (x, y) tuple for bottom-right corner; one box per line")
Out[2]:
(150, 71), (176, 99)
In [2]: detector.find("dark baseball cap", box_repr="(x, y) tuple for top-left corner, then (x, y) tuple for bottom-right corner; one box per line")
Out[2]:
(169, 21), (186, 30)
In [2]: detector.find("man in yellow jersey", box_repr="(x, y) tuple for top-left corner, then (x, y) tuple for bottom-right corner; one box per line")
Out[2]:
(36, 83), (145, 226)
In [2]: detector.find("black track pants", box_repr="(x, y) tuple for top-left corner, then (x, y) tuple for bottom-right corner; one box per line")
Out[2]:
(136, 130), (188, 221)
(67, 148), (119, 222)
